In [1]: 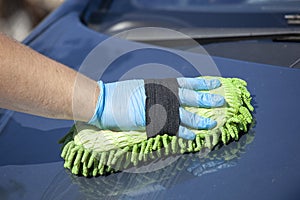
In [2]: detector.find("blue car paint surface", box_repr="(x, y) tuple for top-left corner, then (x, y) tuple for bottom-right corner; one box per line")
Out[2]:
(0, 0), (300, 199)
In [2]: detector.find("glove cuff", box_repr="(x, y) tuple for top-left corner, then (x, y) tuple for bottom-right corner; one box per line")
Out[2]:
(88, 80), (105, 128)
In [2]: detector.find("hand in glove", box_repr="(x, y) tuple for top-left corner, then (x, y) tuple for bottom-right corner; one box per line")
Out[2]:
(88, 77), (225, 140)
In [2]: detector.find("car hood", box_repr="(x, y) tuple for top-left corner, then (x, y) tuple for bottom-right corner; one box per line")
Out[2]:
(1, 0), (300, 199)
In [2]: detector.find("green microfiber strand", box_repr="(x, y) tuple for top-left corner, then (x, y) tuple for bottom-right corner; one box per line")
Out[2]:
(59, 77), (254, 177)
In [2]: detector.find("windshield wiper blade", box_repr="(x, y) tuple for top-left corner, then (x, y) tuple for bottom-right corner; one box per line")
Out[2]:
(124, 27), (300, 45)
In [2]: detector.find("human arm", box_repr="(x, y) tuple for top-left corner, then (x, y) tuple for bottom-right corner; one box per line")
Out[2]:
(0, 33), (99, 122)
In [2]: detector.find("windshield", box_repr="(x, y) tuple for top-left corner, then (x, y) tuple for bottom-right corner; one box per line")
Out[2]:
(131, 0), (300, 12)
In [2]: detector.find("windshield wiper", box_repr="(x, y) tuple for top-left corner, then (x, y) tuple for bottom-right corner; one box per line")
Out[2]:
(123, 27), (300, 46)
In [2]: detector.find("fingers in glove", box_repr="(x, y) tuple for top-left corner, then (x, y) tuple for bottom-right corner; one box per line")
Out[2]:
(178, 125), (196, 140)
(177, 77), (221, 90)
(179, 107), (217, 129)
(179, 88), (225, 108)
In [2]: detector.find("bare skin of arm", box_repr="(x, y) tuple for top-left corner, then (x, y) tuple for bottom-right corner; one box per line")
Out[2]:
(0, 33), (99, 122)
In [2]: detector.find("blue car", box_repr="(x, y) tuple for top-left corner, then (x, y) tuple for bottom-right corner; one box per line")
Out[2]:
(1, 0), (300, 199)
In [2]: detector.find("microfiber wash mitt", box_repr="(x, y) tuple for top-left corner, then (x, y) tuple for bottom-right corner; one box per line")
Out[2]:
(59, 77), (254, 177)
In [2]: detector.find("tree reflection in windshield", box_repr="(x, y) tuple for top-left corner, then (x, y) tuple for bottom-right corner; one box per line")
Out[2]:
(131, 0), (300, 12)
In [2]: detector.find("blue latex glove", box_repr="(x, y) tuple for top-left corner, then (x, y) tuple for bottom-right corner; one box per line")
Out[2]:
(89, 77), (225, 140)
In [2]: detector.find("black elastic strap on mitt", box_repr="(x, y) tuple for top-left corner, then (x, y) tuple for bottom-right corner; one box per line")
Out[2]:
(144, 79), (180, 138)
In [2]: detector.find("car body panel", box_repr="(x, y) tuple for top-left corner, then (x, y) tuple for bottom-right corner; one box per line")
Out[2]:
(1, 0), (300, 199)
